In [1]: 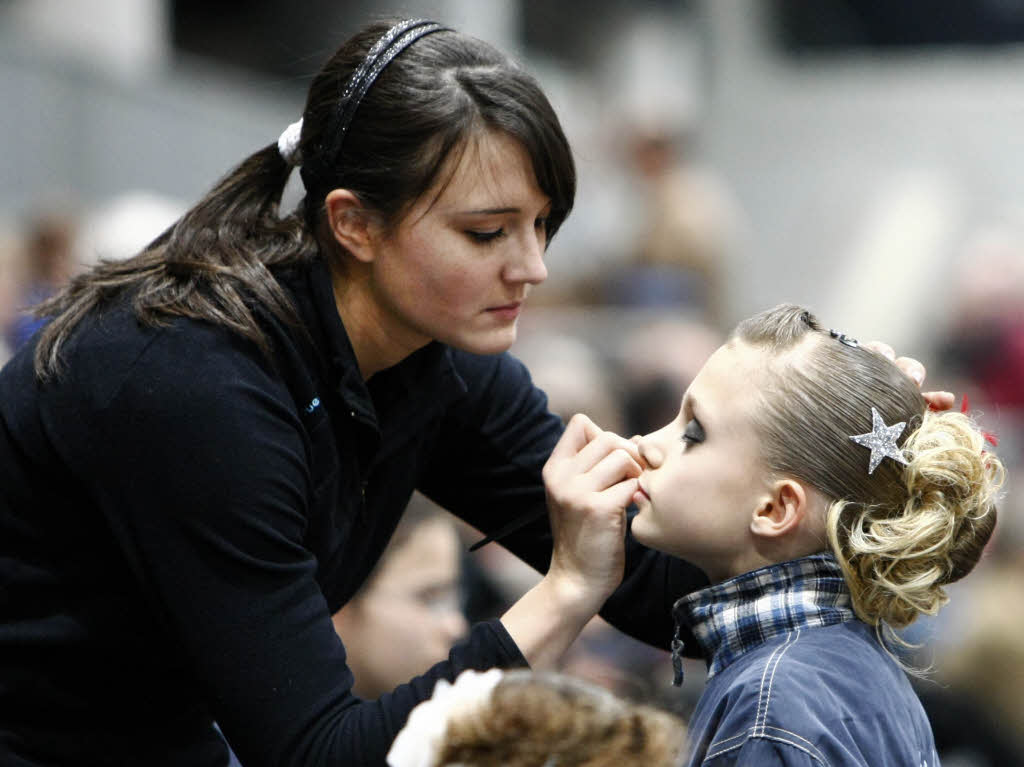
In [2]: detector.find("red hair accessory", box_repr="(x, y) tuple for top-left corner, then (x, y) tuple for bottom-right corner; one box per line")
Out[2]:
(957, 393), (999, 447)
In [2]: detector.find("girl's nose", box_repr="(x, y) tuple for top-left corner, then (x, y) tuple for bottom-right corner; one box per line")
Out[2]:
(637, 432), (663, 469)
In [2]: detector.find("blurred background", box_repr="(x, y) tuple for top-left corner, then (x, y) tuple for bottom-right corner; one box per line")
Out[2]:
(2, 1), (1024, 763)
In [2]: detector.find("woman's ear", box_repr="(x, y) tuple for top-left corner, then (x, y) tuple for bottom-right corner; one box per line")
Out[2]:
(325, 189), (378, 263)
(750, 479), (808, 539)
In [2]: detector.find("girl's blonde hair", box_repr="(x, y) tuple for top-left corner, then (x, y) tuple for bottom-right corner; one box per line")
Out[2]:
(733, 305), (1003, 633)
(436, 671), (684, 767)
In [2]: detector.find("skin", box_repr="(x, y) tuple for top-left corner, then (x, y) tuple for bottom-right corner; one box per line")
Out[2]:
(325, 130), (551, 379)
(331, 518), (469, 699)
(630, 340), (827, 583)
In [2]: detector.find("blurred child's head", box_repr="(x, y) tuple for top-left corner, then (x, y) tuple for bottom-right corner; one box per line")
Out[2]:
(632, 304), (1002, 631)
(389, 668), (685, 767)
(332, 494), (468, 698)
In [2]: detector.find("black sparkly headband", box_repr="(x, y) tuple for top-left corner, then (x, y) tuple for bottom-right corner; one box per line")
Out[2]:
(320, 18), (448, 169)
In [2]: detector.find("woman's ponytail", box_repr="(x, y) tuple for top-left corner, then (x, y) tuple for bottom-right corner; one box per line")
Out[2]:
(34, 142), (317, 380)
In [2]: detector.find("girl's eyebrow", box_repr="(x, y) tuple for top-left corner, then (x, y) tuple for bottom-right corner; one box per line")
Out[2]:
(680, 392), (699, 418)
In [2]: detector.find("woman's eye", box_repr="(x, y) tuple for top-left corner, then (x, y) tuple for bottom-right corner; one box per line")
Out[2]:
(682, 419), (705, 445)
(467, 229), (505, 243)
(534, 216), (549, 231)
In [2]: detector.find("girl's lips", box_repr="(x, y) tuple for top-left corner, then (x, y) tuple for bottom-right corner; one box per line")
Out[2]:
(634, 484), (651, 504)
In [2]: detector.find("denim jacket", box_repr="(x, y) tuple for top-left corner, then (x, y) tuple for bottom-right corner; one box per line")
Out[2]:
(674, 554), (940, 767)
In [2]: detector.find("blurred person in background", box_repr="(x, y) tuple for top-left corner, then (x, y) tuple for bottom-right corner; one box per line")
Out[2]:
(600, 122), (744, 328)
(331, 493), (469, 700)
(929, 555), (1024, 763)
(0, 226), (22, 365)
(387, 668), (686, 767)
(937, 220), (1024, 412)
(615, 317), (722, 438)
(3, 211), (77, 351)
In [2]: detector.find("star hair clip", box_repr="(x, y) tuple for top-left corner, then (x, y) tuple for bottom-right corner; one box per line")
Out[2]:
(849, 407), (908, 474)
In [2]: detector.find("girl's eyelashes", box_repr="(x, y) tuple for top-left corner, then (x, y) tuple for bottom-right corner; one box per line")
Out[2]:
(682, 418), (705, 446)
(466, 228), (505, 243)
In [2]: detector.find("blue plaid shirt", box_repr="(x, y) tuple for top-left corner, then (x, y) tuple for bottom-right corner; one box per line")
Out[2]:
(672, 553), (855, 682)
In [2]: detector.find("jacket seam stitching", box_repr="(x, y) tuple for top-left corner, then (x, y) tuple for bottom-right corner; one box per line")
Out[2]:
(705, 728), (830, 765)
(754, 630), (796, 734)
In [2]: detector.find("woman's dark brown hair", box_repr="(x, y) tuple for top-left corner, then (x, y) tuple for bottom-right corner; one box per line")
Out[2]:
(33, 19), (575, 380)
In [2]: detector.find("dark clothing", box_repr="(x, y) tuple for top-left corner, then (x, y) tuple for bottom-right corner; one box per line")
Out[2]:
(0, 257), (706, 767)
(675, 555), (939, 767)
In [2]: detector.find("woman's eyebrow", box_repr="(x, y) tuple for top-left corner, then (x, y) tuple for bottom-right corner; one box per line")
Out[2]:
(459, 206), (521, 215)
(453, 199), (551, 216)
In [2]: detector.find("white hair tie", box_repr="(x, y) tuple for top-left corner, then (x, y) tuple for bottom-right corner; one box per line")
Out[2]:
(277, 118), (303, 167)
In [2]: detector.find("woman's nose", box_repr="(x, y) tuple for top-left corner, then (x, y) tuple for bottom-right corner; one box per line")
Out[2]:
(504, 231), (547, 285)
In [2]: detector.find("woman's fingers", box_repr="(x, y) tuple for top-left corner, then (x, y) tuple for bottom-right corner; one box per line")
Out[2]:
(570, 429), (641, 476)
(863, 340), (896, 361)
(546, 415), (640, 488)
(893, 355), (925, 387)
(600, 476), (640, 511)
(865, 341), (954, 410)
(923, 390), (955, 411)
(548, 413), (600, 463)
(866, 340), (925, 384)
(583, 447), (642, 491)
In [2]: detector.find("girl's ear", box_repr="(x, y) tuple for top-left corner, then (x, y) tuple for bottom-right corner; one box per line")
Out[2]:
(325, 189), (378, 263)
(750, 479), (809, 539)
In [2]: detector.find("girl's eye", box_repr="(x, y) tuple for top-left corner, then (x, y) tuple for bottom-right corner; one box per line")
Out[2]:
(467, 229), (505, 243)
(682, 419), (705, 446)
(534, 216), (548, 231)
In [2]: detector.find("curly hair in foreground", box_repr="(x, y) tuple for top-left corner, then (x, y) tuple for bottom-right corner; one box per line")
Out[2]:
(413, 670), (684, 767)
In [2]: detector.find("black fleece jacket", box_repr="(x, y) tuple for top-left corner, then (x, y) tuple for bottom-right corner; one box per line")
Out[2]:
(0, 257), (706, 766)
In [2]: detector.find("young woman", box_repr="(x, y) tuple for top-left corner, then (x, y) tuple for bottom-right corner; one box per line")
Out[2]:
(0, 18), (664, 767)
(629, 304), (1002, 766)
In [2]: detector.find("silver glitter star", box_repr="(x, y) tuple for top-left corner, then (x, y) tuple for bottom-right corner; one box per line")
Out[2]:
(849, 407), (908, 474)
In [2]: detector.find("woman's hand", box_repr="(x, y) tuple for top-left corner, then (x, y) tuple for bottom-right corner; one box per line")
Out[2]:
(864, 341), (954, 411)
(542, 413), (642, 617)
(499, 414), (642, 670)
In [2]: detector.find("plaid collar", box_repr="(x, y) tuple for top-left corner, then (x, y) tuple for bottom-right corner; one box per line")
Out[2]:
(671, 553), (855, 682)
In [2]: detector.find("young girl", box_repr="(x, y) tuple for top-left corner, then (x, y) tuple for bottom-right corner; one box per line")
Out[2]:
(629, 304), (1002, 766)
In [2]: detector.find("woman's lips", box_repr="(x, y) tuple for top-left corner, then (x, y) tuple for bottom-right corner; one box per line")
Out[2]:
(486, 302), (522, 321)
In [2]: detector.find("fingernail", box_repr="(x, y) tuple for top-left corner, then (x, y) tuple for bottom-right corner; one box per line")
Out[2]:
(911, 370), (924, 385)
